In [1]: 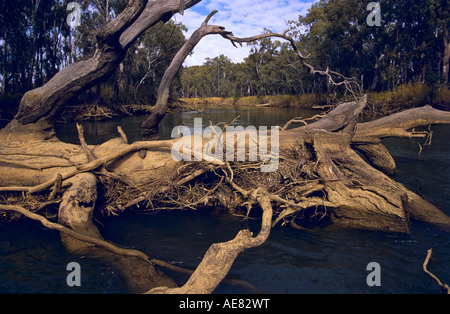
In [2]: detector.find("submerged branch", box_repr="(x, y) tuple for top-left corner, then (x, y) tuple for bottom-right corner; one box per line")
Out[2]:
(423, 248), (450, 294)
(0, 204), (150, 261)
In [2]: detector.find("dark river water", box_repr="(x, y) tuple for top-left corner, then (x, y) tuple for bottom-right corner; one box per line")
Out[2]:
(0, 106), (449, 294)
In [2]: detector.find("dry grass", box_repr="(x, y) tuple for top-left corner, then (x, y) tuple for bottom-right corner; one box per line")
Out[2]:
(179, 94), (323, 108)
(181, 84), (450, 115)
(367, 83), (450, 115)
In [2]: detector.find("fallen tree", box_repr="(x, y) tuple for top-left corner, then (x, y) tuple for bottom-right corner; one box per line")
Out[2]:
(2, 96), (450, 293)
(1, 0), (450, 294)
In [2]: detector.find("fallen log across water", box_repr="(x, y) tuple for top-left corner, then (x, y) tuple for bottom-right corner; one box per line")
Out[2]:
(1, 95), (450, 293)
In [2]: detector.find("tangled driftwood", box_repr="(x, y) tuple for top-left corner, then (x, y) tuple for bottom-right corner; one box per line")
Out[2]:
(2, 95), (450, 293)
(1, 0), (450, 294)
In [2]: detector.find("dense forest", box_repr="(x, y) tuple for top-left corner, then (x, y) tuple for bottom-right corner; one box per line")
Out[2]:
(180, 0), (450, 100)
(1, 0), (449, 121)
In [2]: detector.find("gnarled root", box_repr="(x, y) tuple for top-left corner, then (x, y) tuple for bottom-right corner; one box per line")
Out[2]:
(146, 190), (273, 294)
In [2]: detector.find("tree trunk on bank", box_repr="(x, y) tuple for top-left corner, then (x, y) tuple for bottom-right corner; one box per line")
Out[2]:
(8, 0), (201, 135)
(141, 10), (235, 139)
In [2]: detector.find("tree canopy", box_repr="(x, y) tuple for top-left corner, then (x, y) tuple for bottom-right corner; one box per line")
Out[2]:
(179, 0), (450, 99)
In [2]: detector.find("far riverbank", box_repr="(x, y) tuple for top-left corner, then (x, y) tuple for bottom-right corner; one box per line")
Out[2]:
(180, 83), (450, 116)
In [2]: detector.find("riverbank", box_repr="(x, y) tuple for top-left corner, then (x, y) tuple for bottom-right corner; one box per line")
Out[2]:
(2, 84), (448, 124)
(180, 83), (450, 115)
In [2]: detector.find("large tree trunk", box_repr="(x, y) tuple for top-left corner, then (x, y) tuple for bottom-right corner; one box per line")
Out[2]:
(1, 97), (450, 293)
(6, 0), (201, 136)
(141, 10), (235, 139)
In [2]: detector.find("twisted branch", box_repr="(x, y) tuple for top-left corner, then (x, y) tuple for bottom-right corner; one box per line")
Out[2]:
(216, 24), (361, 100)
(423, 248), (450, 294)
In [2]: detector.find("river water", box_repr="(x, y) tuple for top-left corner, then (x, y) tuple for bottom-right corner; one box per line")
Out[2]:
(0, 106), (449, 294)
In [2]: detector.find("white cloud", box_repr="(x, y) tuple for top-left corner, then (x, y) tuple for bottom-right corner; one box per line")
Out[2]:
(173, 0), (316, 66)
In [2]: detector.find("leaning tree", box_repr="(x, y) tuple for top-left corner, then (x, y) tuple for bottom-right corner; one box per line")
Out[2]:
(1, 0), (450, 293)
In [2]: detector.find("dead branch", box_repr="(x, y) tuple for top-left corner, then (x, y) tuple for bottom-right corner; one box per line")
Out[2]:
(281, 113), (326, 131)
(217, 27), (361, 101)
(76, 123), (96, 162)
(0, 204), (150, 261)
(146, 189), (273, 294)
(0, 157), (72, 171)
(423, 248), (450, 294)
(417, 125), (433, 160)
(353, 106), (450, 144)
(117, 126), (128, 144)
(48, 173), (62, 200)
(141, 9), (228, 138)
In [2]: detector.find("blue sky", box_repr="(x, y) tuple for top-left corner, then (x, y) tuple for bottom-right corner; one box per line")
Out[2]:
(173, 0), (317, 66)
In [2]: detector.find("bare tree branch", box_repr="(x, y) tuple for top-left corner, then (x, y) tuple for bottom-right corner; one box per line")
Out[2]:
(423, 248), (450, 294)
(141, 10), (362, 139)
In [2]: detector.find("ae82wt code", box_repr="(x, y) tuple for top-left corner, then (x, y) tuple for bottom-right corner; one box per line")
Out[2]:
(222, 298), (269, 309)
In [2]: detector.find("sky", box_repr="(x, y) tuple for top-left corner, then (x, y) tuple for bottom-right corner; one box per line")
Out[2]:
(172, 0), (317, 67)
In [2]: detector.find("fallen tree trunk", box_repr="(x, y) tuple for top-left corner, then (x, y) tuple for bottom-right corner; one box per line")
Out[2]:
(2, 99), (450, 233)
(1, 98), (450, 293)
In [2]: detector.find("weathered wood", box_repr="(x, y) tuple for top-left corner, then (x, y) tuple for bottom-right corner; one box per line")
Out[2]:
(1, 2), (450, 294)
(147, 191), (273, 294)
(306, 129), (410, 233)
(352, 105), (450, 144)
(2, 99), (450, 294)
(141, 10), (234, 139)
(7, 0), (202, 134)
(353, 142), (397, 175)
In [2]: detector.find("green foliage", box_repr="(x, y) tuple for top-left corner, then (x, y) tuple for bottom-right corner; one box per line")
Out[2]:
(0, 0), (70, 94)
(180, 0), (450, 103)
